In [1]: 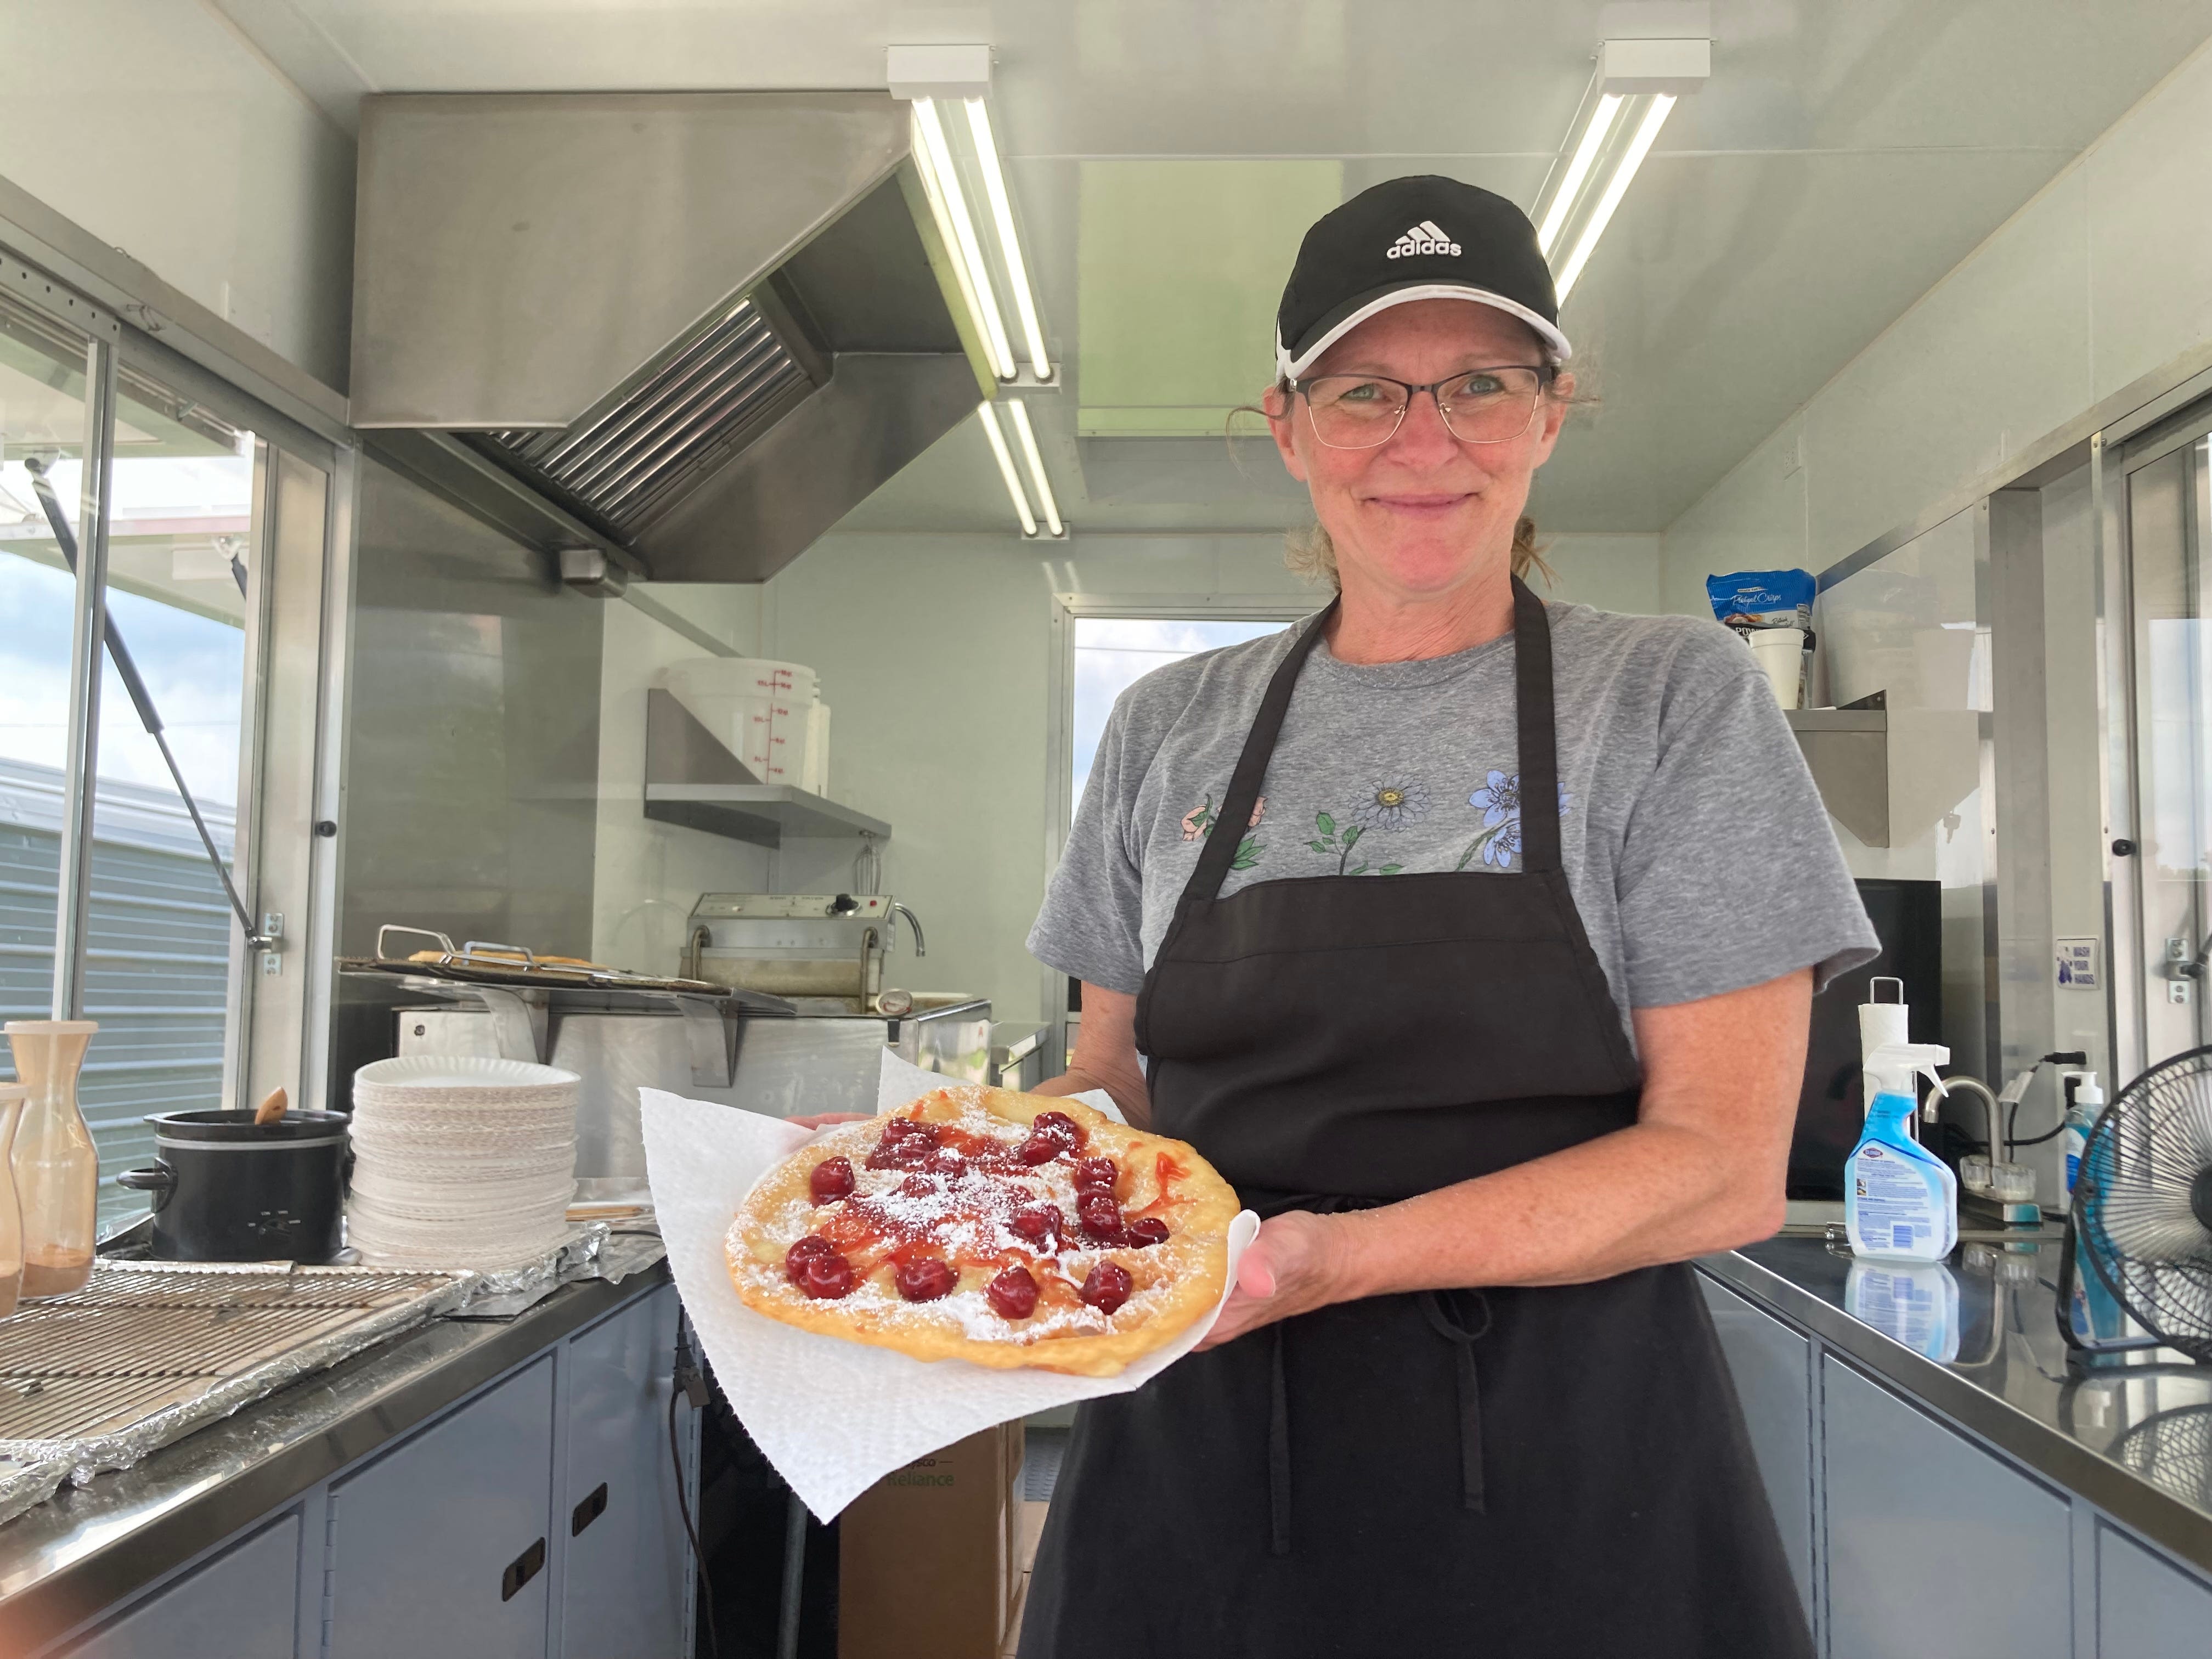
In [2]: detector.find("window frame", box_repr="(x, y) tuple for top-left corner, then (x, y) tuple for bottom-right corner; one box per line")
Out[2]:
(1042, 590), (1317, 1064)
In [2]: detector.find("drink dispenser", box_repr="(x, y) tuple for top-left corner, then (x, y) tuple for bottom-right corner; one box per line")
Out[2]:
(5, 1020), (99, 1299)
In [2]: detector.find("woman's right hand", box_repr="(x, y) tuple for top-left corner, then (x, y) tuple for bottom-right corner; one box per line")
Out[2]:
(787, 1112), (873, 1131)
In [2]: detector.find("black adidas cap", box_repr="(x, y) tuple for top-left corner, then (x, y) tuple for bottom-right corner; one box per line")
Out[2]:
(1274, 176), (1570, 380)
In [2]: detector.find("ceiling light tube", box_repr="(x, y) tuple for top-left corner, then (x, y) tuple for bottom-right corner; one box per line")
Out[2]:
(1005, 399), (1062, 536)
(1535, 92), (1622, 256)
(977, 402), (1037, 535)
(1553, 93), (1675, 301)
(913, 98), (1017, 380)
(963, 98), (1051, 380)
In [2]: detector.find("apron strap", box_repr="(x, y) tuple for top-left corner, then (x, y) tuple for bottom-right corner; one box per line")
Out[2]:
(1178, 602), (1339, 909)
(1510, 576), (1563, 875)
(1265, 1286), (1493, 1555)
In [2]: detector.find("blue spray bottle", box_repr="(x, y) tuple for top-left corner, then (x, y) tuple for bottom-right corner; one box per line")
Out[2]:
(1846, 1042), (1957, 1262)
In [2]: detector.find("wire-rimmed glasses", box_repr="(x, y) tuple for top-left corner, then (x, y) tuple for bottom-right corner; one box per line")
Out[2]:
(1290, 366), (1554, 449)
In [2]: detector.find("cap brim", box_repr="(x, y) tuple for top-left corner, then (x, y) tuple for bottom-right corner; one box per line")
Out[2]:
(1277, 282), (1572, 379)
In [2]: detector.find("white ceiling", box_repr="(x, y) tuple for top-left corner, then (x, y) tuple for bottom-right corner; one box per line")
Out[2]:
(228, 0), (2212, 537)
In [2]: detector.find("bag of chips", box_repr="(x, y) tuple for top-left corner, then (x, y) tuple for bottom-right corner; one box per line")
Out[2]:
(1706, 568), (1815, 637)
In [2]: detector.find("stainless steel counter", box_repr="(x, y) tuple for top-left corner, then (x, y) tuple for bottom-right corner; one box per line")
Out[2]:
(0, 1265), (670, 1655)
(1703, 1238), (2212, 1575)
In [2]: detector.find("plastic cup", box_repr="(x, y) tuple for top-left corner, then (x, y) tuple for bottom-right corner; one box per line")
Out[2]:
(1748, 627), (1806, 709)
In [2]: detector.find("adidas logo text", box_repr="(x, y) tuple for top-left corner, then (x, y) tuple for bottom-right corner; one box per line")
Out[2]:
(1387, 220), (1460, 259)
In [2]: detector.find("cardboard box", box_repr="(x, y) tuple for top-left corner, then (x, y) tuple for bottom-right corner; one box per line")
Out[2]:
(840, 1421), (1026, 1659)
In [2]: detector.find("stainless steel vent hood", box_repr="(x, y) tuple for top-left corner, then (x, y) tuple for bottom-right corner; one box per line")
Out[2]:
(348, 93), (991, 583)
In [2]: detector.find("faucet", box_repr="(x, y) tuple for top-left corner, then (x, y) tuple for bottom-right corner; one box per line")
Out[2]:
(1932, 1074), (2004, 1174)
(890, 901), (926, 958)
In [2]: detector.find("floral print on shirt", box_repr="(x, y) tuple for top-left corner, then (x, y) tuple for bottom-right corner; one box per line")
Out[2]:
(1457, 770), (1572, 871)
(1181, 793), (1265, 872)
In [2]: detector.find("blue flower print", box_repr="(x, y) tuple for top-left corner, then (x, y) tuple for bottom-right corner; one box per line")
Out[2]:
(1457, 771), (1570, 871)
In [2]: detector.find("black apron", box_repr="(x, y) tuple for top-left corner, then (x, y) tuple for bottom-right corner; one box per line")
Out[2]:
(1019, 582), (1812, 1658)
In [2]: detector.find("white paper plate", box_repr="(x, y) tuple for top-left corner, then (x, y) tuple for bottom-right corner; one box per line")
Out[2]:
(354, 1054), (580, 1094)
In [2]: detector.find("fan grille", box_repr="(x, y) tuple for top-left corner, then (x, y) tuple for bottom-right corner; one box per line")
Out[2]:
(2076, 1044), (2212, 1361)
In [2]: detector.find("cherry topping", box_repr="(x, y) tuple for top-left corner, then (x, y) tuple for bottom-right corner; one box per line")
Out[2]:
(1014, 1134), (1058, 1166)
(1080, 1261), (1133, 1314)
(867, 1118), (942, 1170)
(986, 1265), (1040, 1319)
(784, 1234), (835, 1283)
(923, 1149), (968, 1177)
(809, 1157), (855, 1203)
(899, 1173), (936, 1199)
(894, 1257), (957, 1302)
(1009, 1205), (1063, 1245)
(1031, 1110), (1082, 1150)
(797, 1250), (854, 1300)
(1074, 1157), (1119, 1194)
(1076, 1191), (1125, 1245)
(1124, 1217), (1170, 1248)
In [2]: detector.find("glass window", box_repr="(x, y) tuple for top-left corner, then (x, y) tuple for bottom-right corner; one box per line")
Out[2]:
(82, 377), (258, 1212)
(1070, 617), (1287, 813)
(0, 292), (98, 1047)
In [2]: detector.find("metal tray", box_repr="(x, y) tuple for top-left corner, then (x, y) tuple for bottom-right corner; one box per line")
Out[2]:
(0, 1261), (473, 1485)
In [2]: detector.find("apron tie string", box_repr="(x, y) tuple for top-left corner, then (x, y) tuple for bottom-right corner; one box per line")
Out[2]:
(1251, 1192), (1494, 1553)
(1418, 1288), (1493, 1514)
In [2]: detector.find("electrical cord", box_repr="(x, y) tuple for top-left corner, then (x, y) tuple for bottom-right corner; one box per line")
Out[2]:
(2001, 1051), (2089, 1158)
(671, 1328), (719, 1659)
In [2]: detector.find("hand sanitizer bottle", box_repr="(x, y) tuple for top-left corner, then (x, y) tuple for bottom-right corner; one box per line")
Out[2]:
(2062, 1073), (2103, 1199)
(1847, 1042), (1957, 1261)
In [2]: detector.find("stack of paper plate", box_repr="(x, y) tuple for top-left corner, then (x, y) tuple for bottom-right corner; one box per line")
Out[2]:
(348, 1056), (580, 1270)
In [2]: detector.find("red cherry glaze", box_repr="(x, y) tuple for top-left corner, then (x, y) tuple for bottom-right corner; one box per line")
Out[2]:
(1124, 1216), (1170, 1248)
(784, 1234), (834, 1283)
(894, 1257), (957, 1302)
(922, 1149), (968, 1177)
(798, 1250), (854, 1299)
(1076, 1193), (1124, 1245)
(898, 1173), (936, 1199)
(1080, 1261), (1132, 1314)
(1031, 1110), (1082, 1150)
(1009, 1204), (1063, 1245)
(1014, 1135), (1058, 1166)
(1074, 1157), (1118, 1193)
(986, 1265), (1040, 1319)
(809, 1157), (855, 1203)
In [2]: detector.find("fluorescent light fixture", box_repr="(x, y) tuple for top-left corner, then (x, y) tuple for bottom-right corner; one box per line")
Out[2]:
(1554, 93), (1674, 300)
(1535, 93), (1621, 256)
(912, 98), (1017, 380)
(963, 98), (1051, 379)
(1531, 28), (1708, 301)
(977, 402), (1037, 535)
(1004, 399), (1062, 536)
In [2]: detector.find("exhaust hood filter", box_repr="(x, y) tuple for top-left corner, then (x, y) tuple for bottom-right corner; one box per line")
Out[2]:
(475, 298), (814, 536)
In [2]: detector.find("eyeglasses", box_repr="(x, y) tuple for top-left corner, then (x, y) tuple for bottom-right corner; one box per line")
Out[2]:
(1290, 365), (1554, 450)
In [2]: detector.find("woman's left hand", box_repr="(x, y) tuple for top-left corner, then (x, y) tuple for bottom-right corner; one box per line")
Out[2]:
(1195, 1210), (1353, 1349)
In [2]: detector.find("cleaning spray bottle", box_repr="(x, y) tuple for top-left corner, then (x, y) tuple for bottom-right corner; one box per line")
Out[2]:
(1846, 1042), (1957, 1261)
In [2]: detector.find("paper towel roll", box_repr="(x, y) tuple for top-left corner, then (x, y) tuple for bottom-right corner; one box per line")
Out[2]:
(1859, 1001), (1910, 1062)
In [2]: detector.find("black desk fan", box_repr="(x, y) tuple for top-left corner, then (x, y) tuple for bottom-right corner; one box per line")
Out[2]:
(2060, 1044), (2212, 1361)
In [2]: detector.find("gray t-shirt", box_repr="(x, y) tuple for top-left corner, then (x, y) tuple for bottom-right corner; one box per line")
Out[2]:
(1029, 601), (1878, 1052)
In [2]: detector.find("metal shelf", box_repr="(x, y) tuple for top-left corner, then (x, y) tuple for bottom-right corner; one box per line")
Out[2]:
(642, 783), (890, 849)
(641, 687), (890, 849)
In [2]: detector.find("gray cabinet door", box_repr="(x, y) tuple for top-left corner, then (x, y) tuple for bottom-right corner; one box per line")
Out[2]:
(325, 1354), (555, 1659)
(1822, 1357), (2070, 1658)
(560, 1284), (690, 1659)
(1698, 1275), (1816, 1618)
(2097, 1522), (2212, 1657)
(65, 1512), (300, 1659)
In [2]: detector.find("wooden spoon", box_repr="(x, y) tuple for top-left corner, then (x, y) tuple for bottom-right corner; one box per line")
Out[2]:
(253, 1086), (289, 1126)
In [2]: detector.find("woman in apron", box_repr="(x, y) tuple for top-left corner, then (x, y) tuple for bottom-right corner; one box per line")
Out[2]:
(1019, 177), (1878, 1656)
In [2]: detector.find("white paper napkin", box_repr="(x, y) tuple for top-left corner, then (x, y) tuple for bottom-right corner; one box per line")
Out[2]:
(640, 1059), (1257, 1521)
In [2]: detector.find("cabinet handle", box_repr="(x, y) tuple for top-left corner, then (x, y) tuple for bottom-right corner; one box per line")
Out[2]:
(501, 1537), (546, 1601)
(571, 1481), (610, 1536)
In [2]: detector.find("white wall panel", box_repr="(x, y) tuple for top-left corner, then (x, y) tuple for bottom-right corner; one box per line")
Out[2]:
(1662, 33), (2212, 612)
(0, 0), (356, 387)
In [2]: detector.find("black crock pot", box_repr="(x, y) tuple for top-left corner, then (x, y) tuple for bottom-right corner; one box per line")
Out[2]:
(119, 1109), (352, 1263)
